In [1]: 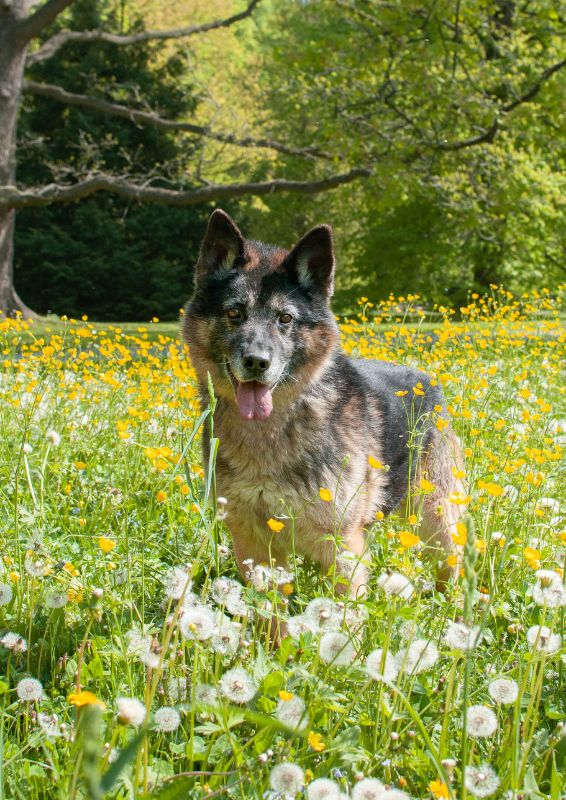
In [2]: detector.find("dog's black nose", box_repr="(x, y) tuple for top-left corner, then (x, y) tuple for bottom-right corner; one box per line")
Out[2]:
(242, 352), (271, 372)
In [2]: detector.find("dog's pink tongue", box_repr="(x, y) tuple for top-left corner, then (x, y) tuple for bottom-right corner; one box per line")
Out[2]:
(236, 381), (273, 420)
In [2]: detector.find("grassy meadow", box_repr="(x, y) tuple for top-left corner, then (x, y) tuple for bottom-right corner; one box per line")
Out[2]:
(0, 288), (564, 800)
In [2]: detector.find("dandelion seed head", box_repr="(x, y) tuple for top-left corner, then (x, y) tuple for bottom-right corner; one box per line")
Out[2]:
(377, 571), (415, 600)
(396, 639), (439, 674)
(532, 570), (566, 608)
(443, 621), (482, 651)
(168, 677), (188, 703)
(211, 619), (240, 656)
(1, 632), (27, 653)
(211, 577), (246, 615)
(194, 683), (218, 708)
(139, 649), (161, 669)
(162, 566), (192, 601)
(466, 705), (498, 738)
(269, 762), (305, 797)
(319, 632), (355, 665)
(116, 697), (146, 726)
(488, 678), (519, 705)
(44, 591), (68, 609)
(24, 554), (49, 578)
(306, 778), (341, 800)
(37, 712), (61, 738)
(378, 790), (411, 800)
(365, 648), (399, 683)
(17, 677), (44, 702)
(0, 583), (14, 606)
(464, 764), (500, 797)
(351, 777), (385, 800)
(218, 668), (256, 704)
(344, 603), (369, 634)
(46, 430), (61, 446)
(179, 606), (215, 641)
(526, 625), (562, 653)
(154, 706), (181, 732)
(276, 696), (309, 733)
(126, 629), (150, 655)
(305, 598), (342, 632)
(286, 613), (316, 639)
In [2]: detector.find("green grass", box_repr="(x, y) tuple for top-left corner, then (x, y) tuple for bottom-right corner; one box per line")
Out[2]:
(0, 290), (564, 800)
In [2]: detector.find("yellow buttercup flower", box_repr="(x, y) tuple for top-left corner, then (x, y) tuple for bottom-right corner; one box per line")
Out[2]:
(98, 536), (116, 553)
(319, 488), (332, 502)
(429, 780), (449, 799)
(399, 530), (420, 548)
(452, 521), (467, 546)
(267, 518), (285, 533)
(307, 731), (325, 752)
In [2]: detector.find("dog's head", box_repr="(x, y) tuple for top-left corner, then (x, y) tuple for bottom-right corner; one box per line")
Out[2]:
(184, 209), (339, 420)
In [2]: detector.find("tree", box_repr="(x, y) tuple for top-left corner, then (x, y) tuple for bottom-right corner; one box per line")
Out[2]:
(14, 0), (214, 320)
(0, 0), (369, 317)
(244, 0), (565, 306)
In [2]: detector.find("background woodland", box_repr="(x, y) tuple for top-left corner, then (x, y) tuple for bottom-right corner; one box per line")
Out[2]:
(8, 0), (565, 319)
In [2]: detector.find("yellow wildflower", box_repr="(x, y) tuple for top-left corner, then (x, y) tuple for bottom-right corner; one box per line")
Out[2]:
(98, 536), (116, 553)
(429, 780), (449, 799)
(319, 488), (332, 502)
(307, 731), (326, 752)
(267, 518), (285, 533)
(399, 530), (420, 548)
(452, 521), (467, 546)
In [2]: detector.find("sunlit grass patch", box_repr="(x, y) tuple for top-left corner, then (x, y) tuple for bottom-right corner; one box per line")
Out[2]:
(0, 287), (564, 799)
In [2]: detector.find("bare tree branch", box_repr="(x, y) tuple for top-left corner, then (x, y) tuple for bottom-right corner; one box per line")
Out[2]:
(435, 121), (499, 151)
(18, 0), (76, 43)
(501, 57), (566, 112)
(0, 168), (371, 210)
(26, 0), (261, 65)
(436, 57), (566, 151)
(23, 80), (332, 160)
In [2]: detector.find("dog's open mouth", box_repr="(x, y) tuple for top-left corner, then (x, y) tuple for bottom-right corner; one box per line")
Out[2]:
(235, 380), (273, 421)
(226, 365), (273, 421)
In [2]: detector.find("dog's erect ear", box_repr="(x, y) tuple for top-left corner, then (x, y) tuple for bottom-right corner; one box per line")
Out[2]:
(195, 209), (245, 282)
(283, 225), (335, 296)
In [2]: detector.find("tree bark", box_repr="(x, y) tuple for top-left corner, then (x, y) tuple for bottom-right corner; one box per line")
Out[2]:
(0, 3), (36, 318)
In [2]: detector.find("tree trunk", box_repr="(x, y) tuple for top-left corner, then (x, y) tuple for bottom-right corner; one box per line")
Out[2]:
(0, 3), (36, 319)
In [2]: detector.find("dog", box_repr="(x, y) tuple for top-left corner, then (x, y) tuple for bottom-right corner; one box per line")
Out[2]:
(183, 210), (465, 597)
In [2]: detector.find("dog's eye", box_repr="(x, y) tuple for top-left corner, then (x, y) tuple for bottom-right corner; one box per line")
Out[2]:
(279, 313), (293, 324)
(227, 307), (241, 320)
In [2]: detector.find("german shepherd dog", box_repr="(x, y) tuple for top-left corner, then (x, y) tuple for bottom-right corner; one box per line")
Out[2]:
(184, 210), (465, 597)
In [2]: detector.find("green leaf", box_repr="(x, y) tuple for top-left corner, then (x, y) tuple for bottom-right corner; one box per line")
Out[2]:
(142, 775), (199, 800)
(550, 755), (562, 800)
(100, 727), (147, 794)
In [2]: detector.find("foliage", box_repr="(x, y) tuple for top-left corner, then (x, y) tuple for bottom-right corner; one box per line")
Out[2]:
(242, 0), (565, 306)
(0, 288), (564, 798)
(14, 0), (213, 320)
